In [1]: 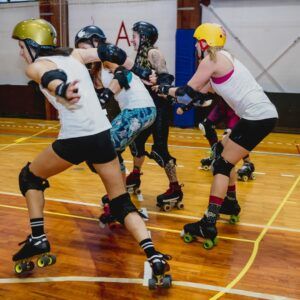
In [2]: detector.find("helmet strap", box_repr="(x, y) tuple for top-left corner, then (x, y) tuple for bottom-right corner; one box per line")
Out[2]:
(24, 40), (41, 62)
(199, 39), (209, 52)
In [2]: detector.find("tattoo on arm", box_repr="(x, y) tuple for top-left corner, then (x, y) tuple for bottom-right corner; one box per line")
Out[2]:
(148, 49), (168, 74)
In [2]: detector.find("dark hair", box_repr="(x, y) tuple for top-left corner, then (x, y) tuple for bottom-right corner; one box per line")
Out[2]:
(39, 47), (74, 57)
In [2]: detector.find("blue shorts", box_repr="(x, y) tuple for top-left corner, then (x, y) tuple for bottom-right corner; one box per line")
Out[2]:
(111, 107), (156, 151)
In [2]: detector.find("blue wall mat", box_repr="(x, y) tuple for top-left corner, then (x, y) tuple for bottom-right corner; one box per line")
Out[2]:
(174, 29), (197, 127)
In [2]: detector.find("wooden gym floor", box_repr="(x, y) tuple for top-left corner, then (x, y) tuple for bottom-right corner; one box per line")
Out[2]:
(0, 117), (299, 300)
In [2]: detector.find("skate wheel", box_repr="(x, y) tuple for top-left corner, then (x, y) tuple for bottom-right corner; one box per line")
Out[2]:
(148, 278), (157, 290)
(163, 204), (171, 212)
(182, 233), (194, 243)
(48, 255), (56, 265)
(242, 175), (248, 182)
(203, 239), (214, 250)
(203, 165), (210, 171)
(176, 201), (184, 210)
(14, 263), (24, 274)
(213, 237), (218, 246)
(99, 220), (106, 228)
(251, 174), (255, 180)
(162, 275), (172, 288)
(127, 187), (134, 194)
(37, 256), (50, 268)
(229, 215), (240, 224)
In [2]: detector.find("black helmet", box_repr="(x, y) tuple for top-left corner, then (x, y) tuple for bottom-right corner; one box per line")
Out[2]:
(132, 21), (158, 46)
(75, 25), (106, 48)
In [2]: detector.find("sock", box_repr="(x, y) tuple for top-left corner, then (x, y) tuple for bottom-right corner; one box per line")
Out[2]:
(30, 218), (45, 238)
(227, 185), (236, 200)
(140, 238), (156, 259)
(205, 195), (223, 223)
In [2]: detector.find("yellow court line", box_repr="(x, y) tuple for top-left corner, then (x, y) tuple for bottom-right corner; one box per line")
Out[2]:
(210, 175), (300, 300)
(0, 125), (59, 151)
(0, 204), (254, 243)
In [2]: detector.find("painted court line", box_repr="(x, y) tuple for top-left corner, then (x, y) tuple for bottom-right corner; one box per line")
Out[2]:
(0, 277), (291, 300)
(1, 191), (300, 233)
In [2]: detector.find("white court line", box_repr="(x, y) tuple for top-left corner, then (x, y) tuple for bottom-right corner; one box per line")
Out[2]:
(253, 172), (266, 175)
(281, 174), (296, 178)
(0, 276), (291, 299)
(1, 191), (300, 233)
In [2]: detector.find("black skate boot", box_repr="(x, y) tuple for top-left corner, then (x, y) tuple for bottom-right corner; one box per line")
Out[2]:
(148, 252), (172, 290)
(101, 194), (109, 207)
(219, 197), (241, 224)
(99, 203), (120, 229)
(156, 182), (184, 212)
(237, 162), (255, 182)
(200, 157), (213, 171)
(180, 216), (218, 249)
(126, 170), (143, 200)
(12, 235), (56, 275)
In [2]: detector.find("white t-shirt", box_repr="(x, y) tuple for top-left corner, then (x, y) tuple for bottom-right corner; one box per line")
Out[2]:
(37, 55), (111, 139)
(210, 51), (278, 120)
(101, 68), (155, 110)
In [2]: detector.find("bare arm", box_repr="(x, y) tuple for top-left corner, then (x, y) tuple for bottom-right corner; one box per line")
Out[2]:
(148, 49), (168, 74)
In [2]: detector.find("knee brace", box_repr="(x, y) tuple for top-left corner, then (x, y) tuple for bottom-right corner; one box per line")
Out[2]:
(212, 156), (234, 177)
(211, 141), (224, 160)
(200, 119), (217, 145)
(109, 193), (138, 224)
(19, 162), (50, 196)
(129, 141), (146, 158)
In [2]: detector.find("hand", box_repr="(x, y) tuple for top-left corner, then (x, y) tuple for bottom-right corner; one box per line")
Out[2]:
(98, 88), (114, 105)
(65, 80), (80, 104)
(176, 107), (184, 115)
(149, 70), (157, 85)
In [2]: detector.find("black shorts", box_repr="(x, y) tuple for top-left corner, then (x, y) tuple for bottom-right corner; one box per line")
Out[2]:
(229, 118), (277, 151)
(52, 130), (117, 165)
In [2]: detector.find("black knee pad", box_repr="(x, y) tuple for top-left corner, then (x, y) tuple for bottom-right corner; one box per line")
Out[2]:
(109, 193), (138, 224)
(19, 162), (50, 196)
(212, 156), (234, 177)
(86, 161), (97, 173)
(203, 119), (217, 140)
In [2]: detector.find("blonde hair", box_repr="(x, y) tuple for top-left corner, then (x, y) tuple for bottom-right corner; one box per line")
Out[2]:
(207, 46), (223, 62)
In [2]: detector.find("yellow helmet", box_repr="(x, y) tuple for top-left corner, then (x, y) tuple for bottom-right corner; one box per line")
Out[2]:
(12, 18), (57, 47)
(193, 23), (226, 50)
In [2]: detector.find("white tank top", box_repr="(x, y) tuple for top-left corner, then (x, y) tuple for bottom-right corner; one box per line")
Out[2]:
(37, 55), (111, 139)
(210, 51), (278, 120)
(101, 68), (155, 110)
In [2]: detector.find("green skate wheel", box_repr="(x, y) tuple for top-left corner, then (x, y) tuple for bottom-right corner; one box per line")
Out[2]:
(14, 263), (23, 274)
(183, 233), (194, 243)
(213, 237), (218, 246)
(48, 255), (56, 265)
(229, 215), (240, 224)
(203, 239), (214, 249)
(37, 256), (50, 268)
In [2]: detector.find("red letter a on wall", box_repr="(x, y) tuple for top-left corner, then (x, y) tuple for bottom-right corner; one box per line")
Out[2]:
(116, 21), (131, 46)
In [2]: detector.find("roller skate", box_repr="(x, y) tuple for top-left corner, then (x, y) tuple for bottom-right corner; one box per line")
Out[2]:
(200, 157), (213, 171)
(219, 197), (241, 224)
(12, 235), (56, 275)
(99, 203), (120, 229)
(180, 216), (218, 249)
(101, 194), (109, 207)
(126, 170), (143, 201)
(156, 182), (184, 212)
(148, 252), (172, 290)
(237, 162), (255, 182)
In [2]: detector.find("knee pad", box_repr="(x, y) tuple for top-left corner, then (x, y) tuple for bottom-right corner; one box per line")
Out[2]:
(86, 161), (97, 173)
(19, 162), (50, 196)
(212, 156), (234, 177)
(109, 193), (138, 224)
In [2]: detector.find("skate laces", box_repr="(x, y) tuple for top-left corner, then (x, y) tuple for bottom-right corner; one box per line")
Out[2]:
(148, 252), (172, 265)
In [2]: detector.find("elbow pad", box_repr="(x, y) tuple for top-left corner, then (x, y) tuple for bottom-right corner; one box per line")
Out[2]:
(175, 85), (211, 105)
(97, 43), (127, 65)
(113, 66), (132, 90)
(98, 88), (114, 105)
(131, 64), (152, 80)
(41, 69), (67, 89)
(157, 73), (174, 85)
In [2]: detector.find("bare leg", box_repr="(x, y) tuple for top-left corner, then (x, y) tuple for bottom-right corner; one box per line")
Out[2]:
(133, 155), (145, 170)
(25, 145), (72, 219)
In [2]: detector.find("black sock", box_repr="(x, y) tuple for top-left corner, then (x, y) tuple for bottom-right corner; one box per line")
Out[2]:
(30, 218), (45, 238)
(140, 238), (156, 259)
